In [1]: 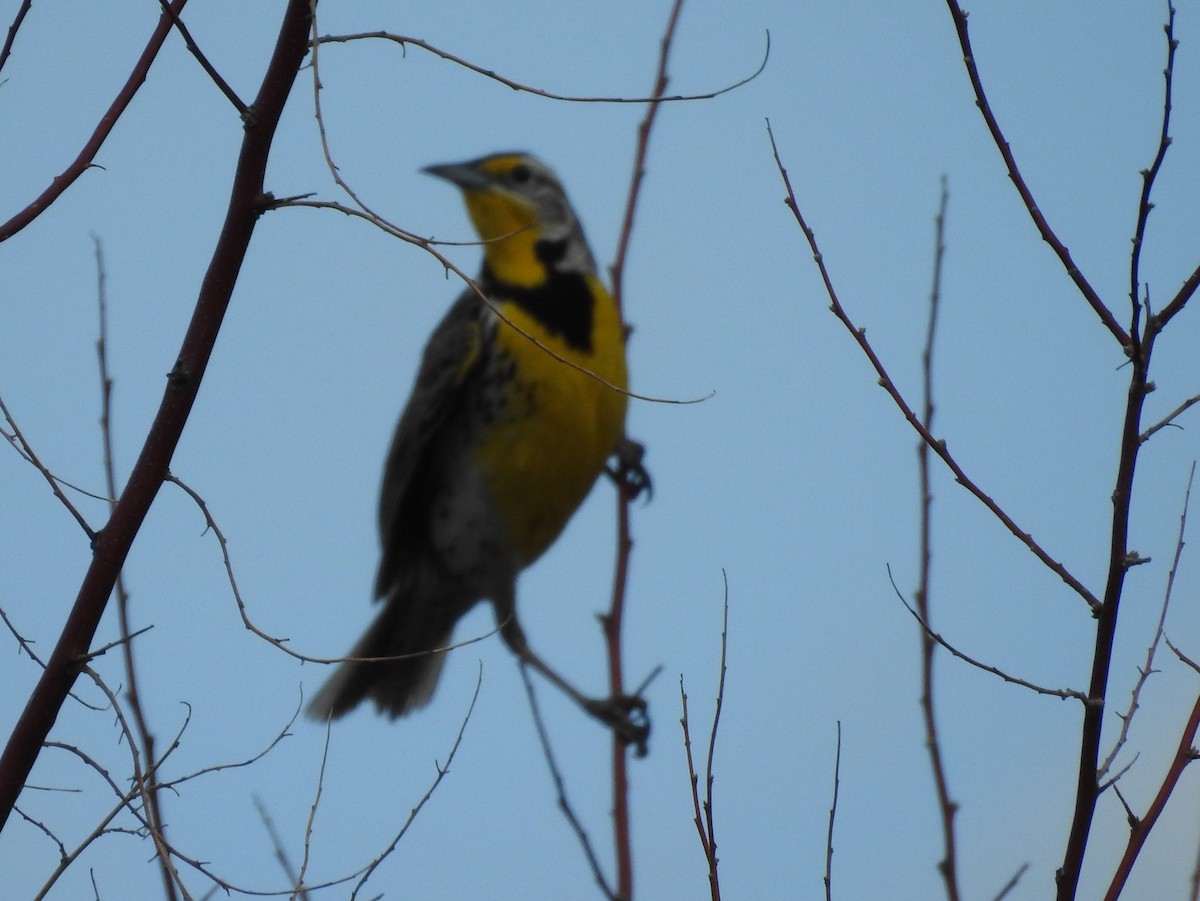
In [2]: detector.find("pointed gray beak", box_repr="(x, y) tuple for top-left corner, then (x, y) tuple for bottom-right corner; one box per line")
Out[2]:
(422, 162), (493, 192)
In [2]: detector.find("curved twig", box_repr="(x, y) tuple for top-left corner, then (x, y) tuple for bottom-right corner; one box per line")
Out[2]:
(315, 29), (768, 106)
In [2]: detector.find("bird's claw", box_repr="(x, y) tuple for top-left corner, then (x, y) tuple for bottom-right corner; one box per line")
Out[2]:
(585, 694), (651, 757)
(609, 438), (652, 502)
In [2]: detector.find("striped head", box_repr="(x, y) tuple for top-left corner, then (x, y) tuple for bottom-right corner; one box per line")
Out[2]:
(423, 152), (597, 288)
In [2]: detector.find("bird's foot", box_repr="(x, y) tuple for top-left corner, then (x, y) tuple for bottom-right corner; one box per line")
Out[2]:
(584, 694), (651, 757)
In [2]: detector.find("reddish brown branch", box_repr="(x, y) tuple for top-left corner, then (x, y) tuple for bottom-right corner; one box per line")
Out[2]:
(0, 0), (32, 75)
(1103, 693), (1200, 901)
(0, 0), (190, 242)
(600, 2), (686, 896)
(0, 0), (314, 834)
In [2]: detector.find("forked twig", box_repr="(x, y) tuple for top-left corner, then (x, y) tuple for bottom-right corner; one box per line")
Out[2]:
(679, 577), (728, 901)
(0, 395), (95, 540)
(1103, 693), (1200, 901)
(350, 669), (482, 900)
(1100, 462), (1194, 780)
(153, 0), (248, 115)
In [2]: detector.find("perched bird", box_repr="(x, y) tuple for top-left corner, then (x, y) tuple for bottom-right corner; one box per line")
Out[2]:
(308, 152), (646, 741)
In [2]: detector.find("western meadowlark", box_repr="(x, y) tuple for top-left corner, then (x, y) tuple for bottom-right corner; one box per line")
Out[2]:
(307, 152), (647, 742)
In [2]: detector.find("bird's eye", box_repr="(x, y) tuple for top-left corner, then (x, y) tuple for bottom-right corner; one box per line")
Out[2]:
(510, 164), (532, 184)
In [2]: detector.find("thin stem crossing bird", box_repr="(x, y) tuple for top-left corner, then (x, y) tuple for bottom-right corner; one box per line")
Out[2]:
(307, 152), (649, 745)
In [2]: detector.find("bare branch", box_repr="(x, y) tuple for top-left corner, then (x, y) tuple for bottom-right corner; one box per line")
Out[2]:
(990, 863), (1030, 901)
(0, 0), (32, 75)
(1146, 5), (1198, 334)
(600, 3), (687, 896)
(887, 566), (1093, 704)
(0, 0), (191, 242)
(824, 722), (841, 901)
(941, 0), (1128, 345)
(315, 29), (768, 106)
(916, 177), (961, 901)
(154, 0), (249, 115)
(167, 470), (503, 666)
(0, 394), (96, 540)
(767, 121), (1102, 613)
(522, 665), (617, 901)
(1130, 3), (1179, 322)
(1167, 638), (1200, 676)
(0, 0), (315, 834)
(1140, 393), (1200, 444)
(253, 796), (308, 900)
(678, 576), (727, 901)
(1103, 693), (1200, 900)
(1100, 462), (1194, 780)
(271, 198), (708, 407)
(350, 668), (481, 900)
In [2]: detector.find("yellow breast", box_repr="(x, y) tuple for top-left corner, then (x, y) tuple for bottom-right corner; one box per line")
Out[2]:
(475, 276), (628, 564)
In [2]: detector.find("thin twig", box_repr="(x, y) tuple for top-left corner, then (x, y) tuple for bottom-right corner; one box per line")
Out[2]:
(253, 796), (308, 900)
(166, 470), (503, 667)
(916, 177), (960, 901)
(887, 566), (1093, 704)
(0, 0), (32, 75)
(350, 668), (481, 900)
(767, 122), (1102, 613)
(0, 0), (191, 242)
(941, 0), (1127, 345)
(154, 0), (249, 115)
(990, 863), (1030, 901)
(1059, 6), (1182, 892)
(824, 722), (842, 901)
(293, 721), (330, 901)
(266, 204), (703, 408)
(315, 30), (768, 107)
(0, 394), (96, 540)
(678, 578), (727, 901)
(1140, 393), (1200, 444)
(609, 0), (686, 315)
(1144, 4), (1197, 334)
(702, 580), (728, 900)
(1103, 693), (1200, 901)
(1100, 462), (1194, 780)
(601, 2), (687, 896)
(522, 665), (617, 900)
(1129, 2), (1178, 320)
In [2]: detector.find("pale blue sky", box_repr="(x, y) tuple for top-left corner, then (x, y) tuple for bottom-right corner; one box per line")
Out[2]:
(3, 2), (1200, 899)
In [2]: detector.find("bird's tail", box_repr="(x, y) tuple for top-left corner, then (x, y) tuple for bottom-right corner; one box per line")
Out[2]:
(306, 599), (453, 721)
